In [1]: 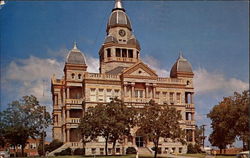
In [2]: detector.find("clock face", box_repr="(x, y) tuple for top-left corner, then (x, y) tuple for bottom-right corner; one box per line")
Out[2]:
(119, 29), (126, 37)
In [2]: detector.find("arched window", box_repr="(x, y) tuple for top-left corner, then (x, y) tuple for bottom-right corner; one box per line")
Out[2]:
(78, 74), (82, 79)
(71, 73), (75, 79)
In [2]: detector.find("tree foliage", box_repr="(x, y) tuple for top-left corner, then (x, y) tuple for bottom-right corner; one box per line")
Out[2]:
(207, 90), (249, 151)
(0, 95), (51, 156)
(79, 98), (136, 155)
(138, 100), (185, 158)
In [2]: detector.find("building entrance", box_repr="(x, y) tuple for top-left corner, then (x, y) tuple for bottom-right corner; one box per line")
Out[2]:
(135, 136), (144, 147)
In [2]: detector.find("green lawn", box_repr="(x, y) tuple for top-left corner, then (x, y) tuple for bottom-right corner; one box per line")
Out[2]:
(179, 154), (236, 158)
(215, 156), (236, 158)
(18, 155), (136, 158)
(179, 153), (206, 157)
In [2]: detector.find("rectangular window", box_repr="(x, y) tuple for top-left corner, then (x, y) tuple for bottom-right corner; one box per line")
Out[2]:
(156, 92), (160, 99)
(179, 147), (182, 153)
(170, 92), (174, 103)
(116, 148), (121, 154)
(100, 148), (104, 155)
(122, 49), (127, 57)
(98, 89), (104, 102)
(106, 89), (112, 102)
(107, 48), (111, 57)
(114, 90), (120, 98)
(137, 51), (139, 59)
(128, 49), (133, 58)
(108, 148), (112, 155)
(135, 90), (143, 98)
(90, 88), (96, 102)
(116, 48), (121, 57)
(91, 148), (96, 155)
(163, 92), (167, 98)
(177, 93), (181, 103)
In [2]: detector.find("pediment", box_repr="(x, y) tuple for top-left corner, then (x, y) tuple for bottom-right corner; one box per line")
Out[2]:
(122, 62), (158, 78)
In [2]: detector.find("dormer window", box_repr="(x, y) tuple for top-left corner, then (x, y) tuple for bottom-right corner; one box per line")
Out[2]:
(71, 73), (75, 79)
(78, 74), (82, 79)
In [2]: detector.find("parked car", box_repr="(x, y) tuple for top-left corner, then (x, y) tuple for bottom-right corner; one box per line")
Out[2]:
(237, 151), (249, 158)
(0, 151), (10, 158)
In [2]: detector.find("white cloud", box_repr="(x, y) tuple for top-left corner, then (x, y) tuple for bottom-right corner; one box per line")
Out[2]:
(86, 56), (99, 73)
(142, 55), (169, 77)
(194, 68), (249, 94)
(2, 56), (63, 106)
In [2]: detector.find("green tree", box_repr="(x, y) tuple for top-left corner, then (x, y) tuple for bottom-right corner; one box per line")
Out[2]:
(195, 125), (204, 147)
(106, 98), (136, 155)
(207, 90), (249, 152)
(138, 100), (185, 158)
(79, 98), (136, 156)
(0, 95), (51, 157)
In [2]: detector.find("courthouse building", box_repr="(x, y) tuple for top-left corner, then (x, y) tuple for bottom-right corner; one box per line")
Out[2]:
(51, 0), (196, 155)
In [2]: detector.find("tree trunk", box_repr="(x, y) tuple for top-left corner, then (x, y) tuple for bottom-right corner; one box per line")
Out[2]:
(154, 137), (159, 158)
(105, 135), (109, 156)
(112, 139), (117, 155)
(14, 145), (16, 157)
(82, 139), (85, 156)
(21, 144), (24, 157)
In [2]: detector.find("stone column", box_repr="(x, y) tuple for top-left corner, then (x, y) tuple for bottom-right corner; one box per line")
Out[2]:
(67, 88), (70, 99)
(124, 84), (127, 98)
(191, 112), (194, 120)
(63, 127), (66, 142)
(131, 83), (135, 98)
(132, 136), (136, 145)
(63, 88), (66, 105)
(192, 130), (195, 143)
(145, 85), (149, 98)
(152, 86), (156, 98)
(67, 129), (70, 142)
(190, 93), (193, 104)
(67, 110), (70, 119)
(54, 95), (58, 106)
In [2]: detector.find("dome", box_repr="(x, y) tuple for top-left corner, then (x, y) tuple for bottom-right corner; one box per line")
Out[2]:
(127, 35), (140, 49)
(104, 35), (118, 43)
(170, 54), (193, 78)
(66, 43), (86, 65)
(106, 0), (132, 31)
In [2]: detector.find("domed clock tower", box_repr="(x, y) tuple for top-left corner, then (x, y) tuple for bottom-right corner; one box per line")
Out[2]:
(99, 0), (141, 73)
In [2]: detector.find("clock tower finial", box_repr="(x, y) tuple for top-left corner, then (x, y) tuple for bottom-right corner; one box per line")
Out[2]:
(113, 0), (125, 11)
(114, 0), (122, 9)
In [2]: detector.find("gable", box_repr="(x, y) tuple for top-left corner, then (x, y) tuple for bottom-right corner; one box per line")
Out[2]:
(122, 62), (158, 78)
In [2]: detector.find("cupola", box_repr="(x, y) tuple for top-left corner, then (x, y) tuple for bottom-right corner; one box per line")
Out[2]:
(170, 53), (193, 78)
(66, 42), (86, 65)
(106, 0), (132, 32)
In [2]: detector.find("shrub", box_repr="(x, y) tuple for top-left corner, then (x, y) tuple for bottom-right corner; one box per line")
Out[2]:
(47, 139), (63, 152)
(126, 147), (137, 154)
(187, 143), (202, 154)
(58, 147), (72, 156)
(73, 148), (85, 155)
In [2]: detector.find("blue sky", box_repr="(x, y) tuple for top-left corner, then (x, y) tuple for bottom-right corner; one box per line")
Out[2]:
(0, 1), (249, 146)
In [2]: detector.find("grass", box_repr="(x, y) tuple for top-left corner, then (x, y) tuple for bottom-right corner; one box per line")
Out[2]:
(15, 154), (238, 158)
(179, 153), (236, 158)
(179, 153), (207, 157)
(18, 155), (136, 158)
(215, 156), (236, 158)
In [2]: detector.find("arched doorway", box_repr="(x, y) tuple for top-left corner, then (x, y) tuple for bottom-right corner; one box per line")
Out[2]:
(135, 128), (145, 147)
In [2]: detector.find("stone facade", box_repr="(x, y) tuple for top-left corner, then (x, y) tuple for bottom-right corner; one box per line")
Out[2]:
(51, 0), (196, 155)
